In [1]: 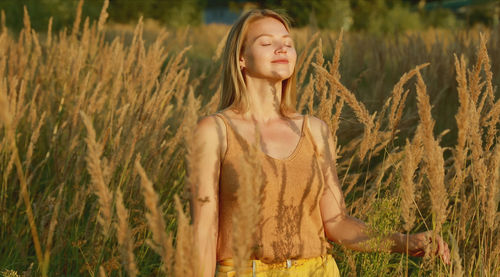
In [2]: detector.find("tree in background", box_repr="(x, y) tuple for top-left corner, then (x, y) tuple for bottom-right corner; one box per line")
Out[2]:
(0, 0), (102, 32)
(109, 0), (205, 27)
(351, 0), (423, 34)
(0, 0), (205, 32)
(253, 0), (352, 29)
(0, 0), (496, 34)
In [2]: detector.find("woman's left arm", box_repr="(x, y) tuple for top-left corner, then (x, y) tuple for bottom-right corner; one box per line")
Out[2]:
(309, 117), (450, 264)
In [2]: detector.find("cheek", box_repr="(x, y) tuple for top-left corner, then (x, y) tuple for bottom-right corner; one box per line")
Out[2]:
(289, 50), (297, 70)
(290, 49), (297, 63)
(246, 48), (272, 69)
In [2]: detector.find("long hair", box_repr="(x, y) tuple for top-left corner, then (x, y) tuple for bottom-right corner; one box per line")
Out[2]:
(218, 9), (297, 117)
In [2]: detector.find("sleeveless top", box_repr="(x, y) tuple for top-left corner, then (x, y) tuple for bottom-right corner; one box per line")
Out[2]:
(214, 113), (330, 264)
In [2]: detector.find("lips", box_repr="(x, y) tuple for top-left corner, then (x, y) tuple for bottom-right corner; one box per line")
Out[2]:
(271, 59), (289, 64)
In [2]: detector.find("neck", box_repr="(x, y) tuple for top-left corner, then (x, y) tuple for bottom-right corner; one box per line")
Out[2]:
(237, 75), (283, 122)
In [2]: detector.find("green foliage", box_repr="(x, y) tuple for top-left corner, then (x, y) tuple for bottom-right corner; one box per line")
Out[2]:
(352, 0), (423, 34)
(109, 0), (205, 27)
(262, 0), (352, 29)
(0, 0), (205, 33)
(0, 0), (101, 32)
(422, 8), (461, 29)
(0, 0), (496, 34)
(308, 0), (352, 30)
(357, 197), (401, 275)
(0, 269), (20, 277)
(148, 0), (204, 27)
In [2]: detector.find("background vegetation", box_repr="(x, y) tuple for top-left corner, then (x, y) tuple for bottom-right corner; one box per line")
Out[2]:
(0, 0), (499, 33)
(0, 0), (499, 276)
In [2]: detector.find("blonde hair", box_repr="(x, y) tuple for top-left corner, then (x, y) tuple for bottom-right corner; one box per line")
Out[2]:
(218, 9), (297, 116)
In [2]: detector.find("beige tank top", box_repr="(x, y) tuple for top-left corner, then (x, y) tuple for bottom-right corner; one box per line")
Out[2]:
(214, 113), (330, 263)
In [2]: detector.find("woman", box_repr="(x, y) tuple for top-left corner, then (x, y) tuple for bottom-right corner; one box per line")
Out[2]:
(190, 9), (450, 277)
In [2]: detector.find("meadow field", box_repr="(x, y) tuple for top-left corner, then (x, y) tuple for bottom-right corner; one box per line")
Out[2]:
(0, 3), (499, 277)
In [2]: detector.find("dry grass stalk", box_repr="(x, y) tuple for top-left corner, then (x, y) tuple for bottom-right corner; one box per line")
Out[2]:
(476, 34), (492, 114)
(450, 233), (464, 277)
(72, 0), (84, 39)
(297, 78), (314, 113)
(388, 63), (430, 136)
(0, 81), (11, 125)
(174, 195), (195, 277)
(452, 54), (469, 197)
(2, 152), (15, 207)
(400, 135), (423, 232)
(316, 62), (376, 160)
(330, 98), (345, 141)
(316, 32), (344, 128)
(99, 266), (107, 277)
(297, 42), (319, 86)
(485, 99), (500, 152)
(0, 79), (44, 268)
(312, 64), (373, 128)
(115, 189), (139, 277)
(1, 10), (6, 34)
(232, 127), (263, 274)
(22, 6), (31, 41)
(314, 37), (324, 67)
(135, 160), (173, 274)
(25, 112), (46, 172)
(212, 31), (228, 61)
(314, 39), (330, 118)
(182, 88), (200, 149)
(175, 86), (201, 277)
(468, 33), (487, 106)
(479, 34), (494, 105)
(415, 71), (448, 233)
(467, 91), (488, 209)
(80, 111), (113, 236)
(42, 183), (64, 277)
(485, 142), (500, 230)
(478, 34), (498, 152)
(295, 32), (319, 82)
(330, 30), (343, 81)
(46, 17), (52, 47)
(97, 0), (109, 33)
(203, 85), (221, 115)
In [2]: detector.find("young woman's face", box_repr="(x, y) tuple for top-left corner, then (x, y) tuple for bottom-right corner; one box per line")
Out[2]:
(239, 17), (296, 82)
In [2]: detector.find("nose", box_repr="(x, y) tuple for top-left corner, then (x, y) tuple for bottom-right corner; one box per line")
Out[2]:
(275, 43), (287, 55)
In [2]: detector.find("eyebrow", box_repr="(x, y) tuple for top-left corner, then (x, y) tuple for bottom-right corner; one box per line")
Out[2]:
(253, 33), (291, 42)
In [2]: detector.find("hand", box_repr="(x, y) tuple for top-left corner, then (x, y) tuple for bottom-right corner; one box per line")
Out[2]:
(408, 231), (450, 265)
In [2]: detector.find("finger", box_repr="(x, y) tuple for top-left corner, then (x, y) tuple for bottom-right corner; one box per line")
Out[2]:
(412, 249), (425, 257)
(437, 238), (443, 254)
(444, 243), (451, 265)
(437, 238), (450, 265)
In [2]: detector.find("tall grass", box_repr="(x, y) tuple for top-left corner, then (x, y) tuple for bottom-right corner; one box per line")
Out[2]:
(0, 3), (499, 276)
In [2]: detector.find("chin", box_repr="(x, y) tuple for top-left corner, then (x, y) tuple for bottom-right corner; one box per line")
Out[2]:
(269, 70), (293, 81)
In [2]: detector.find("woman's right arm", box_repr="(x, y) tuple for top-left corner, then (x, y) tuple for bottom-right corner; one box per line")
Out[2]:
(190, 115), (224, 277)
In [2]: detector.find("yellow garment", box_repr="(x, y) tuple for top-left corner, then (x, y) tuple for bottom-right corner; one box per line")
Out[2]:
(215, 255), (340, 277)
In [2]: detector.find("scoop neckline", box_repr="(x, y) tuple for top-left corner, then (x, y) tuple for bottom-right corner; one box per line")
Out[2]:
(218, 113), (307, 162)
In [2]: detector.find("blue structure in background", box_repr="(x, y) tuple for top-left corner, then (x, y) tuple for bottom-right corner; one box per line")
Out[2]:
(203, 7), (241, 24)
(421, 0), (497, 11)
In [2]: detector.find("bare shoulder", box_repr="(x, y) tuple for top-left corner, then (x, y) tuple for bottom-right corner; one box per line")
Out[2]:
(307, 115), (330, 143)
(195, 114), (226, 145)
(194, 114), (227, 157)
(196, 113), (227, 135)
